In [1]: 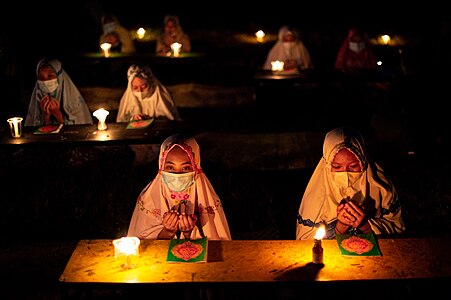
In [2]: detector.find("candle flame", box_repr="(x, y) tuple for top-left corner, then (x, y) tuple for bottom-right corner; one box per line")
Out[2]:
(113, 237), (140, 257)
(255, 30), (265, 42)
(314, 226), (326, 240)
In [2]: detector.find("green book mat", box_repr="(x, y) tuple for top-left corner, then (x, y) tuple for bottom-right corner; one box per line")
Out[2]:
(126, 118), (154, 129)
(166, 237), (208, 263)
(336, 233), (382, 256)
(33, 124), (63, 134)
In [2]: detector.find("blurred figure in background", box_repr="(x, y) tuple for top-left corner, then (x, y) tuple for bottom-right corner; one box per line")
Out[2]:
(99, 13), (135, 53)
(335, 27), (377, 74)
(25, 58), (93, 126)
(116, 64), (181, 122)
(156, 14), (191, 56)
(263, 25), (313, 71)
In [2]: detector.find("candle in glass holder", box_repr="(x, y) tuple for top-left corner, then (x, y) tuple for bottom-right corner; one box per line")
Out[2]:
(271, 61), (284, 72)
(7, 117), (23, 138)
(171, 42), (182, 57)
(100, 42), (112, 57)
(113, 237), (140, 269)
(93, 108), (109, 130)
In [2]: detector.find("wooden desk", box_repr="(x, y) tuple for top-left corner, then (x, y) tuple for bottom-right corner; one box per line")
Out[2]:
(0, 120), (192, 147)
(60, 238), (451, 283)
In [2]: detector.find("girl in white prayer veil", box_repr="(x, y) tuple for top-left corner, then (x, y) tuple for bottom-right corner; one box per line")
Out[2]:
(296, 127), (405, 240)
(263, 25), (313, 71)
(127, 134), (231, 240)
(25, 58), (93, 126)
(116, 64), (181, 122)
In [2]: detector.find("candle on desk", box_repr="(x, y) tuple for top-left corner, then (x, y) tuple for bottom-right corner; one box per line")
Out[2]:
(137, 27), (146, 40)
(7, 117), (23, 138)
(255, 30), (265, 43)
(312, 226), (325, 264)
(171, 42), (182, 57)
(93, 108), (109, 131)
(113, 237), (140, 269)
(100, 42), (112, 57)
(271, 61), (284, 72)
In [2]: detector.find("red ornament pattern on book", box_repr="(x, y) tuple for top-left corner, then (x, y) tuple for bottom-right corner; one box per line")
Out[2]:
(171, 241), (204, 261)
(340, 235), (374, 254)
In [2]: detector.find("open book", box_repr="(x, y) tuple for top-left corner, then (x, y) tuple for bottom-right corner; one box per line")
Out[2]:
(126, 118), (154, 129)
(166, 237), (208, 263)
(33, 124), (63, 134)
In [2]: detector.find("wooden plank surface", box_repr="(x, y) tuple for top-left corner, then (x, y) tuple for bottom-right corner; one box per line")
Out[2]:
(59, 238), (451, 284)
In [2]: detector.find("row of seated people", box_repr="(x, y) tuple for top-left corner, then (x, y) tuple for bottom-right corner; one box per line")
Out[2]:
(20, 60), (405, 243)
(100, 12), (380, 75)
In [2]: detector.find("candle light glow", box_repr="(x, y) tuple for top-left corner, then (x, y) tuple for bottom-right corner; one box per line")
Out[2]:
(271, 61), (284, 72)
(171, 42), (182, 57)
(93, 108), (109, 131)
(137, 27), (146, 39)
(100, 42), (112, 57)
(113, 237), (140, 269)
(255, 30), (265, 42)
(7, 117), (23, 138)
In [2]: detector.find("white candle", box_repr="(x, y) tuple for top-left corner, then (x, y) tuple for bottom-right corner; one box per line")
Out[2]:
(171, 42), (182, 57)
(7, 117), (23, 138)
(113, 237), (140, 269)
(93, 108), (109, 130)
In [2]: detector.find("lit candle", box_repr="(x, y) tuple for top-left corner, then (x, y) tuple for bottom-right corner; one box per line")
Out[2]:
(93, 108), (109, 130)
(380, 34), (391, 45)
(100, 42), (112, 57)
(312, 226), (326, 264)
(171, 42), (182, 57)
(271, 60), (284, 72)
(255, 30), (265, 43)
(7, 117), (23, 138)
(113, 237), (140, 269)
(137, 27), (146, 39)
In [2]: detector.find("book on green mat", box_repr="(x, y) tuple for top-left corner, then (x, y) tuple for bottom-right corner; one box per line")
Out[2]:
(126, 118), (154, 129)
(166, 237), (208, 263)
(336, 233), (381, 256)
(33, 124), (63, 134)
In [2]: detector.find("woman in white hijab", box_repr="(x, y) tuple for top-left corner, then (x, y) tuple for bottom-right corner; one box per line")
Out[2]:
(116, 64), (181, 122)
(25, 58), (93, 126)
(263, 25), (313, 71)
(296, 127), (405, 240)
(127, 134), (231, 240)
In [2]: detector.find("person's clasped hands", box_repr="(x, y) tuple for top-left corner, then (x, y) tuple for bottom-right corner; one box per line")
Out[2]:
(336, 199), (371, 234)
(40, 95), (64, 124)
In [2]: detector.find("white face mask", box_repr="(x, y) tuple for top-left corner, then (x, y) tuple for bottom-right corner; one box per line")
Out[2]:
(349, 41), (366, 52)
(331, 171), (363, 198)
(38, 78), (58, 94)
(133, 89), (150, 101)
(161, 171), (195, 192)
(103, 22), (117, 34)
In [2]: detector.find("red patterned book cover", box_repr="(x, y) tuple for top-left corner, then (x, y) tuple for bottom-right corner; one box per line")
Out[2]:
(336, 233), (382, 256)
(166, 237), (208, 263)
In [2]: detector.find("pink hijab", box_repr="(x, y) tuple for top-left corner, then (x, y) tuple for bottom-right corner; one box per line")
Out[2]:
(127, 134), (232, 240)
